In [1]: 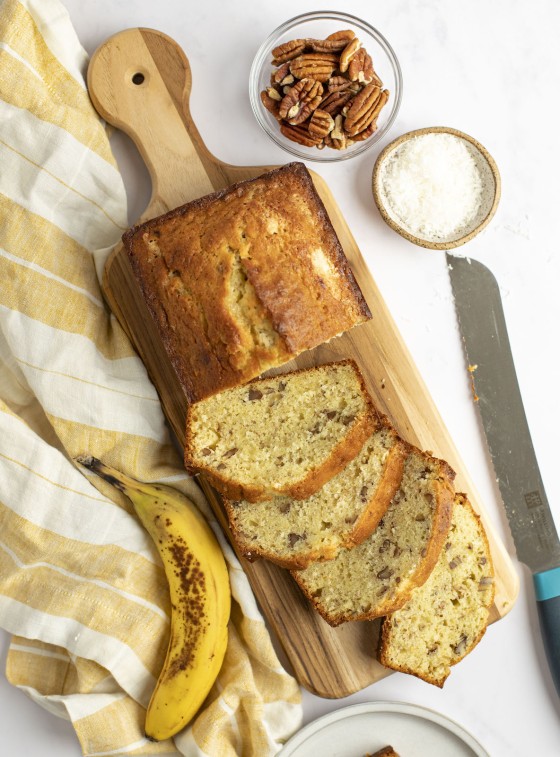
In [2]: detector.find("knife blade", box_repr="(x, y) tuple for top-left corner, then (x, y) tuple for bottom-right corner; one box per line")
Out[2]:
(447, 253), (560, 696)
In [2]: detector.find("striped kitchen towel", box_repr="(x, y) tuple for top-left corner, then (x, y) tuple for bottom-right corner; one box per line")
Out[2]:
(0, 0), (302, 754)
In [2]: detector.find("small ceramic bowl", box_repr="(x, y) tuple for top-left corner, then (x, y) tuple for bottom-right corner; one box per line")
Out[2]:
(249, 11), (402, 162)
(372, 127), (501, 250)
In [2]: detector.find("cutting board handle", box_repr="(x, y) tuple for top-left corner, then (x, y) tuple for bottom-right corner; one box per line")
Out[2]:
(87, 28), (217, 217)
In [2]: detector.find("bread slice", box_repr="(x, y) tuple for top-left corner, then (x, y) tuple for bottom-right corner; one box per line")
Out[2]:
(224, 419), (408, 568)
(123, 162), (371, 402)
(291, 446), (455, 626)
(378, 494), (495, 687)
(366, 748), (400, 757)
(184, 360), (378, 503)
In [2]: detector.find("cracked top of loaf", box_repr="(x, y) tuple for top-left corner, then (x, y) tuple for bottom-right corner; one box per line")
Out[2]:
(123, 162), (371, 402)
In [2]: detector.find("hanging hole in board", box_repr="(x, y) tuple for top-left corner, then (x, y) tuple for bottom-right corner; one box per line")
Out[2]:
(132, 72), (145, 85)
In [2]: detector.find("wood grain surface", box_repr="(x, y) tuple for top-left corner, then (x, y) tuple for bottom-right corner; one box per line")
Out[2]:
(87, 27), (519, 698)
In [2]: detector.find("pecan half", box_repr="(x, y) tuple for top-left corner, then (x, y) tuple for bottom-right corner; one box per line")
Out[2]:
(272, 39), (306, 65)
(319, 89), (353, 117)
(358, 87), (388, 134)
(339, 37), (362, 72)
(279, 78), (323, 125)
(348, 48), (379, 85)
(327, 75), (361, 93)
(280, 123), (323, 148)
(260, 89), (281, 119)
(290, 53), (339, 83)
(326, 114), (354, 149)
(351, 120), (377, 141)
(265, 86), (282, 101)
(326, 29), (356, 43)
(272, 62), (295, 86)
(309, 108), (334, 137)
(306, 36), (350, 53)
(344, 83), (384, 135)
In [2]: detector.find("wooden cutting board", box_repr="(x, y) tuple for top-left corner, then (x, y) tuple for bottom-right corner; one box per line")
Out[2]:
(88, 28), (519, 698)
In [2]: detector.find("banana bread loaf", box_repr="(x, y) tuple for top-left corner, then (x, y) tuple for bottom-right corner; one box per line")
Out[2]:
(123, 162), (371, 402)
(378, 493), (495, 687)
(185, 360), (378, 503)
(224, 418), (407, 568)
(291, 446), (455, 625)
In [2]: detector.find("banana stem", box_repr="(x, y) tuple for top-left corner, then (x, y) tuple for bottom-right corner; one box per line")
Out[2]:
(76, 455), (128, 490)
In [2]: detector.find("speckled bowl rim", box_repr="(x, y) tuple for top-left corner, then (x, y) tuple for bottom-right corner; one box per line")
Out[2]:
(372, 126), (501, 250)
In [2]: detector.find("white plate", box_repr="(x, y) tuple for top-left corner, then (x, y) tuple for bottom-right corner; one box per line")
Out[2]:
(279, 701), (489, 757)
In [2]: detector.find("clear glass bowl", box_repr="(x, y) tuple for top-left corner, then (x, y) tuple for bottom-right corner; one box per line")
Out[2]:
(249, 11), (403, 162)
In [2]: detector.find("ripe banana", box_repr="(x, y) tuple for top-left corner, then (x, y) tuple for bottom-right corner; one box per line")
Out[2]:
(76, 455), (231, 741)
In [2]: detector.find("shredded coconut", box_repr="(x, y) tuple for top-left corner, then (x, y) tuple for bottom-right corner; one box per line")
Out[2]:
(378, 133), (491, 242)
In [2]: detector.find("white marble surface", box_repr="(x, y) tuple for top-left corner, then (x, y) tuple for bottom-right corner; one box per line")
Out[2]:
(2, 0), (559, 754)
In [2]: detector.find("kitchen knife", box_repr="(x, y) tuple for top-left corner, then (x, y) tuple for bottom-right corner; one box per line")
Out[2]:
(447, 253), (560, 696)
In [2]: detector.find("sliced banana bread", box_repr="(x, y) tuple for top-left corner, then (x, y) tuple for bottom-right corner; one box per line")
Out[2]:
(184, 360), (378, 503)
(378, 493), (495, 687)
(291, 446), (455, 626)
(224, 419), (408, 569)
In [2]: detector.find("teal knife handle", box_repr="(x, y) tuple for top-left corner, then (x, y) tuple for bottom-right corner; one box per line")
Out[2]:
(534, 567), (560, 696)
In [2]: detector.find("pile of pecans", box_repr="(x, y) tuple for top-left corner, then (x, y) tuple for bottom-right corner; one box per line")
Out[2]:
(261, 30), (389, 151)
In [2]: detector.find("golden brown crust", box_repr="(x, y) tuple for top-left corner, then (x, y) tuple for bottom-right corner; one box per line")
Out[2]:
(379, 623), (489, 688)
(378, 494), (495, 687)
(344, 438), (408, 549)
(367, 748), (400, 757)
(291, 448), (456, 627)
(238, 540), (340, 571)
(184, 358), (378, 503)
(223, 425), (407, 570)
(123, 162), (371, 402)
(375, 476), (455, 610)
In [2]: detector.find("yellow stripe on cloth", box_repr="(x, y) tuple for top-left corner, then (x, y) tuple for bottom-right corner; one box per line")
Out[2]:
(0, 132), (127, 246)
(0, 194), (102, 300)
(7, 646), (75, 697)
(46, 417), (182, 486)
(0, 500), (169, 612)
(0, 258), (137, 360)
(0, 0), (302, 754)
(8, 637), (112, 695)
(74, 697), (179, 756)
(0, 546), (167, 683)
